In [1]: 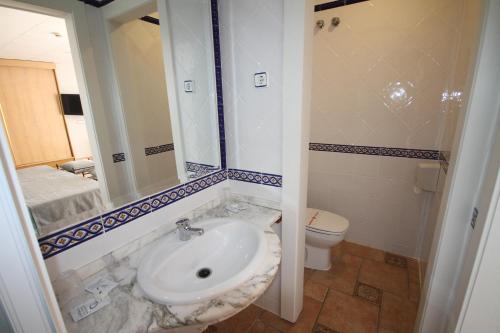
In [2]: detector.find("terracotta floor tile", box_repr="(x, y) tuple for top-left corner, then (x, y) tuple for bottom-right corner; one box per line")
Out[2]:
(304, 279), (329, 302)
(331, 242), (343, 258)
(304, 267), (315, 284)
(309, 268), (335, 287)
(358, 259), (409, 297)
(343, 241), (385, 262)
(248, 320), (280, 333)
(379, 292), (418, 333)
(259, 296), (322, 333)
(317, 289), (379, 333)
(310, 253), (362, 295)
(287, 296), (323, 333)
(313, 323), (340, 333)
(259, 309), (293, 332)
(355, 282), (382, 305)
(208, 304), (263, 332)
(330, 254), (363, 294)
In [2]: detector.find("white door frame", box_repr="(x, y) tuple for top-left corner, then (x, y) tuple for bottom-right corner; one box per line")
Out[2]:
(281, 0), (313, 322)
(417, 0), (500, 331)
(0, 0), (120, 331)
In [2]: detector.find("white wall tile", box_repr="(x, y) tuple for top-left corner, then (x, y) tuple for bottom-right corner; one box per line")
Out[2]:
(307, 0), (470, 258)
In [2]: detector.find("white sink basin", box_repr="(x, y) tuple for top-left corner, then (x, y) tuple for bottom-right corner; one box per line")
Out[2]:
(137, 218), (267, 305)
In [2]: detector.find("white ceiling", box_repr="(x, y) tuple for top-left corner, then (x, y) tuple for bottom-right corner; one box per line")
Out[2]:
(0, 6), (78, 93)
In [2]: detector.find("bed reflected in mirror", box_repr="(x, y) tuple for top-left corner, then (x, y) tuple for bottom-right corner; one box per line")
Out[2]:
(0, 7), (105, 237)
(0, 0), (222, 239)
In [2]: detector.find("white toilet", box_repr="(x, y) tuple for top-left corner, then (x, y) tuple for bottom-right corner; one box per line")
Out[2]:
(305, 208), (349, 270)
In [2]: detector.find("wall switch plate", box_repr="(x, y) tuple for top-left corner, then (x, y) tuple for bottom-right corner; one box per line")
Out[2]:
(70, 296), (111, 322)
(184, 80), (194, 93)
(254, 72), (268, 88)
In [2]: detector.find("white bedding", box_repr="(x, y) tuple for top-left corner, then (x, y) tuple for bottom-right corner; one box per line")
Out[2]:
(17, 165), (105, 235)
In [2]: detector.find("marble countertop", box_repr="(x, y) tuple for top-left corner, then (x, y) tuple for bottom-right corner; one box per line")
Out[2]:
(54, 199), (281, 333)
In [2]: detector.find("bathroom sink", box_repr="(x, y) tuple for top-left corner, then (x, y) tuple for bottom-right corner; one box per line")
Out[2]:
(137, 218), (267, 305)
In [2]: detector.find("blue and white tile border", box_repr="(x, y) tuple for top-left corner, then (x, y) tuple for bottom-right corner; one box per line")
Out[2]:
(39, 217), (104, 259)
(228, 169), (283, 188)
(39, 169), (228, 259)
(145, 143), (174, 156)
(112, 153), (126, 163)
(211, 0), (227, 170)
(309, 143), (441, 160)
(314, 0), (369, 12)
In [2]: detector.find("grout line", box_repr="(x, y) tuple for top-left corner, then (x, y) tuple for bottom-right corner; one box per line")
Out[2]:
(377, 290), (384, 332)
(311, 287), (330, 332)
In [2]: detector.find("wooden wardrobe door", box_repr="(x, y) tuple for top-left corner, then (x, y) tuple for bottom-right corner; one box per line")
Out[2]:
(0, 60), (73, 168)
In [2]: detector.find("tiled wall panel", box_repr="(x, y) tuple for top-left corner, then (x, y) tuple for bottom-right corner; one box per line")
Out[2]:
(309, 0), (464, 257)
(219, 0), (284, 201)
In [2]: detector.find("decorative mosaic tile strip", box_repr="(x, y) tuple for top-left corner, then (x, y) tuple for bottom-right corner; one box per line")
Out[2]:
(78, 0), (115, 8)
(355, 282), (382, 305)
(228, 168), (282, 188)
(185, 161), (219, 178)
(112, 153), (126, 163)
(140, 15), (159, 25)
(211, 0), (227, 170)
(102, 198), (152, 232)
(39, 169), (228, 258)
(39, 217), (104, 259)
(309, 143), (441, 160)
(385, 252), (408, 268)
(145, 143), (174, 156)
(150, 169), (227, 211)
(314, 0), (369, 12)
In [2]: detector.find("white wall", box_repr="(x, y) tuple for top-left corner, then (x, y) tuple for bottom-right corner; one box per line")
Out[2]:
(308, 0), (476, 258)
(166, 0), (219, 167)
(416, 0), (500, 330)
(110, 16), (178, 195)
(64, 115), (92, 159)
(218, 0), (286, 315)
(219, 0), (284, 202)
(418, 0), (484, 273)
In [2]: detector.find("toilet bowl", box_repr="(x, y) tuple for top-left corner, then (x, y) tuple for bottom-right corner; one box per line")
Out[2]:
(305, 208), (349, 270)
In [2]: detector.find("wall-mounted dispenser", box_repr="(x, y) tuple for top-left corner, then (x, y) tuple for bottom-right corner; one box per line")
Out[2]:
(414, 162), (441, 193)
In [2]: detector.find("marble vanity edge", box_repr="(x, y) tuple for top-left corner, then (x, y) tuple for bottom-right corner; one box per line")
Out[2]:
(163, 230), (281, 329)
(56, 201), (282, 332)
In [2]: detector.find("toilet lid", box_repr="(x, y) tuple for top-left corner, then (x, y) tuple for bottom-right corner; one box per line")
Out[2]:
(306, 208), (349, 234)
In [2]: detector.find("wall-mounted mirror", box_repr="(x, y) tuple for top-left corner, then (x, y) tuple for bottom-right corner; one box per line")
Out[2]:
(107, 0), (221, 200)
(0, 0), (223, 238)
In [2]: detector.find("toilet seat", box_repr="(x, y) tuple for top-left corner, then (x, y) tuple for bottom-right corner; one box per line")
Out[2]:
(306, 208), (349, 235)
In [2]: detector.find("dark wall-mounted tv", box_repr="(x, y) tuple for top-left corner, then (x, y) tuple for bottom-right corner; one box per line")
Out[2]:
(61, 94), (84, 116)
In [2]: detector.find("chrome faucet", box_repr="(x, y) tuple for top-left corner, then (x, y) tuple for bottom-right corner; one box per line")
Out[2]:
(176, 218), (204, 241)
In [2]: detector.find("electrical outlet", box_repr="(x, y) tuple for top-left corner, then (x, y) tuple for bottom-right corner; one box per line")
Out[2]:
(254, 72), (268, 88)
(184, 80), (194, 93)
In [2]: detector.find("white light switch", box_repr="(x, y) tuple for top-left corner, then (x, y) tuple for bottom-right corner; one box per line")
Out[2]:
(254, 72), (268, 88)
(184, 80), (194, 93)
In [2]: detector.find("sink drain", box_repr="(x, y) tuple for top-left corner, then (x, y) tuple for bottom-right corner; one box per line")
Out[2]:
(197, 268), (212, 279)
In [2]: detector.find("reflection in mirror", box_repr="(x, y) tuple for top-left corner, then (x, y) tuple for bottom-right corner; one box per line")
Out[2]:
(165, 0), (221, 180)
(0, 0), (223, 240)
(107, 0), (221, 203)
(109, 10), (180, 198)
(0, 7), (105, 237)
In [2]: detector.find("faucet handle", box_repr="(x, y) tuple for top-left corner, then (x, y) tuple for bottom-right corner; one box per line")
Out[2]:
(176, 218), (190, 228)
